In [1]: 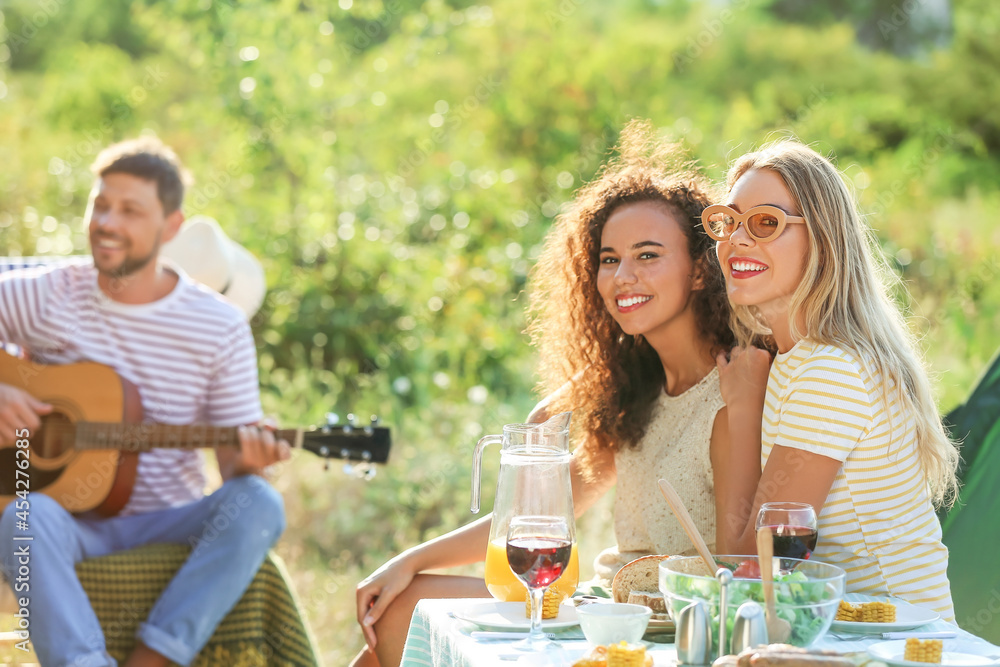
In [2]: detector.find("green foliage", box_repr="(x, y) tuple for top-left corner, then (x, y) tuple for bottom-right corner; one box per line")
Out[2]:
(1, 0), (998, 660)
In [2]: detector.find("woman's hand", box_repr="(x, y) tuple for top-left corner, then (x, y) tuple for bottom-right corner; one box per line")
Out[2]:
(717, 345), (772, 413)
(356, 554), (417, 649)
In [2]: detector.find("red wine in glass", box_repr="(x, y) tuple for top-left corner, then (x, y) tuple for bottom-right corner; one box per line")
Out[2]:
(756, 502), (818, 561)
(767, 524), (818, 559)
(506, 515), (573, 651)
(506, 537), (572, 588)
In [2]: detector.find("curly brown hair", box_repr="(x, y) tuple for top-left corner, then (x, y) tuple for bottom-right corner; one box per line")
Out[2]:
(526, 120), (733, 476)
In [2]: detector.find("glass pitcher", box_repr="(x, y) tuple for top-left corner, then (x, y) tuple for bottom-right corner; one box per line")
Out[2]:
(470, 412), (579, 602)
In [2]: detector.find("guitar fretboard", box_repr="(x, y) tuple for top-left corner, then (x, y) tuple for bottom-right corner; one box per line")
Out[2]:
(73, 422), (299, 452)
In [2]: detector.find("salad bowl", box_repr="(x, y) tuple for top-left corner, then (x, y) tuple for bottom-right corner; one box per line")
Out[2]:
(659, 555), (845, 650)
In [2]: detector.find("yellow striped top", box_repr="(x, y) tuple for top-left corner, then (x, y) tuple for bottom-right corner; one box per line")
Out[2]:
(761, 340), (954, 620)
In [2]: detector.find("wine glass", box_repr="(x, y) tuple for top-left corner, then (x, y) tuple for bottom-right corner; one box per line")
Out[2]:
(756, 502), (818, 560)
(506, 515), (573, 651)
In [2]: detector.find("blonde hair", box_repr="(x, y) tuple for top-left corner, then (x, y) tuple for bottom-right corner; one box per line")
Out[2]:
(725, 140), (959, 507)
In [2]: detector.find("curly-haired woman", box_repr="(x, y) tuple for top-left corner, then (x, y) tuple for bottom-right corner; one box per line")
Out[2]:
(351, 121), (742, 667)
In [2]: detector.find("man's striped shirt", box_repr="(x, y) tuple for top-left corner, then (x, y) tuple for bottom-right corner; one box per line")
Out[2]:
(761, 339), (954, 620)
(0, 259), (262, 515)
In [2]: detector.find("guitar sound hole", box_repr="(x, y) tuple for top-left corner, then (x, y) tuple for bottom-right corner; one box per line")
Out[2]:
(36, 412), (76, 459)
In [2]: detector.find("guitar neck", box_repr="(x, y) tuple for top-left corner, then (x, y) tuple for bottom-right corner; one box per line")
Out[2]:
(0, 349), (391, 468)
(71, 422), (392, 463)
(74, 423), (302, 452)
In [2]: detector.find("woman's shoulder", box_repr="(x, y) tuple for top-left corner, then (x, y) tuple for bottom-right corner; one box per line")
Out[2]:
(783, 340), (861, 371)
(780, 340), (876, 398)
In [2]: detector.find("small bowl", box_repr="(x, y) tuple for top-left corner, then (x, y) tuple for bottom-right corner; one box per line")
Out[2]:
(577, 602), (653, 645)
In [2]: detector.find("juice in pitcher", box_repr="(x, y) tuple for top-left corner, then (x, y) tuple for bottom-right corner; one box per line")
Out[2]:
(484, 537), (579, 601)
(471, 414), (579, 602)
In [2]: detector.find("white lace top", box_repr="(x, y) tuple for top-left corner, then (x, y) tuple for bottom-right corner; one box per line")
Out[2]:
(593, 367), (725, 584)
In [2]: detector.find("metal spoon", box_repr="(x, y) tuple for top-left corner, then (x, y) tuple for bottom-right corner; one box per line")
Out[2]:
(756, 526), (791, 644)
(658, 478), (718, 576)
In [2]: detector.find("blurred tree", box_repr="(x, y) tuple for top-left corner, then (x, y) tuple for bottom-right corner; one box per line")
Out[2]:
(3, 0), (152, 70)
(2, 0), (999, 654)
(767, 0), (952, 57)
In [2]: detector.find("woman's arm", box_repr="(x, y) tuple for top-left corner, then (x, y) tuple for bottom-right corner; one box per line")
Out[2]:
(710, 407), (738, 553)
(713, 402), (840, 554)
(714, 346), (770, 550)
(712, 403), (768, 553)
(357, 393), (615, 644)
(726, 445), (841, 553)
(717, 346), (861, 554)
(355, 514), (494, 647)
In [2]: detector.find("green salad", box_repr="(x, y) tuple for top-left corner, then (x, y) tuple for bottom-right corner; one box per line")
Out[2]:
(661, 558), (843, 649)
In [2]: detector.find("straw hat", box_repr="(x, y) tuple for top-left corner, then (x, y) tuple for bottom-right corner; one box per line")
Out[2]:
(161, 215), (266, 319)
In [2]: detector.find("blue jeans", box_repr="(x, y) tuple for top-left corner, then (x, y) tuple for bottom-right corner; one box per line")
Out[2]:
(0, 475), (286, 667)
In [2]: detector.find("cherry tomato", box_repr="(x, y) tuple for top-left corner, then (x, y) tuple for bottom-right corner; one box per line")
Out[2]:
(732, 559), (761, 579)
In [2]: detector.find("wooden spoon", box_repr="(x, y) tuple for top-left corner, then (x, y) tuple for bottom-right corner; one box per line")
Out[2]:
(657, 478), (718, 576)
(756, 525), (791, 643)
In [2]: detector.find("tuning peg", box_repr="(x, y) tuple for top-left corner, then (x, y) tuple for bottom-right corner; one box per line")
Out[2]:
(340, 449), (376, 480)
(365, 414), (378, 435)
(325, 412), (340, 426)
(352, 458), (375, 480)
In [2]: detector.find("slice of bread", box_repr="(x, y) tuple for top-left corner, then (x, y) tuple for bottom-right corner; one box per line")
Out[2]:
(627, 590), (667, 613)
(611, 554), (670, 604)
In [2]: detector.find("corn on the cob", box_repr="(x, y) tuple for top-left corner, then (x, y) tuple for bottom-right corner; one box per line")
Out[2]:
(524, 587), (565, 619)
(836, 600), (897, 622)
(606, 641), (647, 667)
(903, 637), (943, 663)
(859, 600), (896, 623)
(572, 645), (607, 667)
(836, 600), (860, 621)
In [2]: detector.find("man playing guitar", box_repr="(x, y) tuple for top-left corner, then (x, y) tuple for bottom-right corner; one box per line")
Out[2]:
(0, 138), (290, 667)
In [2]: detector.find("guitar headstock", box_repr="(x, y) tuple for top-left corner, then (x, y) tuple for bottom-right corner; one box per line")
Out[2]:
(300, 413), (391, 479)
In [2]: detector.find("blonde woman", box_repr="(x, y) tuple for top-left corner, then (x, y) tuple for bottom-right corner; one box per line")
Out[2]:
(709, 140), (960, 619)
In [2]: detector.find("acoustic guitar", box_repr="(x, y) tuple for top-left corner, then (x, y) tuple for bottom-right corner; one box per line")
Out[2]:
(0, 350), (391, 515)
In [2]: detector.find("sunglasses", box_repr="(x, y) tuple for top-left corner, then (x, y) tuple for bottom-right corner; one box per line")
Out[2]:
(701, 204), (806, 242)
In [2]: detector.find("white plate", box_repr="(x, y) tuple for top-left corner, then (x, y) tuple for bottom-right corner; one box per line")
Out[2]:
(452, 601), (580, 631)
(830, 595), (940, 633)
(868, 639), (1000, 666)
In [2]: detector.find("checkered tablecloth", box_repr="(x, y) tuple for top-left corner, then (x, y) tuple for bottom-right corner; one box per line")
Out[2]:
(400, 595), (1000, 666)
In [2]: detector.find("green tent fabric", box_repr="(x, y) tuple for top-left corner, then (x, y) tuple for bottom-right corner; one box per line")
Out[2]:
(940, 348), (1000, 643)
